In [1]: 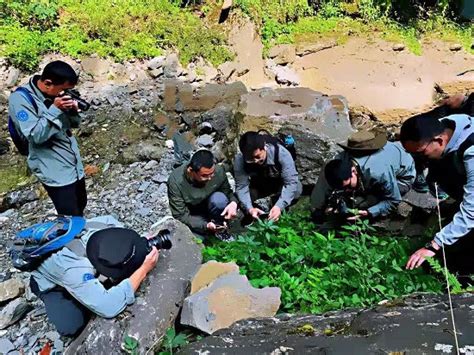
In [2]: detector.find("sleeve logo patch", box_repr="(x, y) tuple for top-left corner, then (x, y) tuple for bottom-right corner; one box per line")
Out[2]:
(16, 110), (29, 122)
(82, 273), (95, 282)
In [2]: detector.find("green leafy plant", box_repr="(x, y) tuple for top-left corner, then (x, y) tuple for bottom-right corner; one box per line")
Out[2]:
(159, 327), (189, 355)
(121, 335), (139, 355)
(426, 257), (463, 294)
(203, 212), (443, 313)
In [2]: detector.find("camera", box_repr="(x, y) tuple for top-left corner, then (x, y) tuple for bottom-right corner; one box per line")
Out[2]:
(147, 229), (172, 252)
(327, 190), (352, 216)
(60, 89), (91, 112)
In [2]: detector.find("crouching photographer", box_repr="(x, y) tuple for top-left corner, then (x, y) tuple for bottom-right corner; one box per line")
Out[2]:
(28, 221), (171, 336)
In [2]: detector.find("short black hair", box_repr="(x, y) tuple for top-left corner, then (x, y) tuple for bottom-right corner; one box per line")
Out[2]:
(189, 150), (215, 171)
(239, 131), (266, 160)
(400, 113), (446, 144)
(324, 156), (353, 189)
(40, 60), (78, 85)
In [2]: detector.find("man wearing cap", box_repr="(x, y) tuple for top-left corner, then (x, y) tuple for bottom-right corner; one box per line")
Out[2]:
(167, 149), (238, 240)
(311, 130), (416, 224)
(30, 216), (159, 336)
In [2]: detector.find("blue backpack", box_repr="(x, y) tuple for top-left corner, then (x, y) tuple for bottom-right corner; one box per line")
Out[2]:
(8, 87), (38, 156)
(9, 216), (86, 271)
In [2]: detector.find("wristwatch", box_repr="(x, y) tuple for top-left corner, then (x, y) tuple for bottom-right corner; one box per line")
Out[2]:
(424, 241), (438, 254)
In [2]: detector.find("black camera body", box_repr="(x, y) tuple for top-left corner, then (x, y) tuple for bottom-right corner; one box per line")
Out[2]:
(61, 89), (91, 112)
(327, 190), (352, 217)
(147, 229), (172, 252)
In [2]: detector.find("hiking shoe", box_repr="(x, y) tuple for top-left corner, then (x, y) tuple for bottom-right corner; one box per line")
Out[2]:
(215, 230), (235, 242)
(413, 173), (429, 193)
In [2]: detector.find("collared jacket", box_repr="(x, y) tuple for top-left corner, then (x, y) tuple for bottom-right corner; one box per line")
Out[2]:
(311, 141), (416, 218)
(31, 216), (135, 318)
(167, 164), (237, 233)
(8, 75), (84, 187)
(234, 143), (302, 212)
(431, 114), (474, 246)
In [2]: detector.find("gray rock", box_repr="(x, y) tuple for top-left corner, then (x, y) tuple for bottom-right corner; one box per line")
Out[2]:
(0, 337), (14, 354)
(144, 160), (159, 171)
(392, 43), (405, 51)
(81, 57), (110, 78)
(181, 271), (281, 334)
(147, 56), (166, 70)
(235, 87), (353, 185)
(151, 172), (168, 184)
(195, 134), (214, 148)
(296, 40), (337, 56)
(268, 44), (296, 65)
(449, 43), (463, 51)
(182, 293), (474, 354)
(201, 104), (234, 138)
(149, 68), (164, 78)
(6, 68), (21, 88)
(65, 219), (202, 354)
(0, 279), (24, 304)
(274, 65), (300, 86)
(121, 142), (165, 164)
(44, 330), (61, 342)
(1, 189), (39, 212)
(54, 338), (64, 352)
(0, 298), (31, 329)
(138, 181), (151, 193)
(163, 53), (180, 78)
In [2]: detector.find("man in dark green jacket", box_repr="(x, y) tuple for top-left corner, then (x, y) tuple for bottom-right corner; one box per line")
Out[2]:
(167, 150), (238, 239)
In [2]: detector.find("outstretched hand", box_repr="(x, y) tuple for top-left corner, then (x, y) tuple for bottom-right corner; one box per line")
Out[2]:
(221, 201), (238, 220)
(405, 247), (435, 270)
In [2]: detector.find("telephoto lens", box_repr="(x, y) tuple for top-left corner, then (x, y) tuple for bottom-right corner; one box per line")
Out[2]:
(146, 229), (172, 252)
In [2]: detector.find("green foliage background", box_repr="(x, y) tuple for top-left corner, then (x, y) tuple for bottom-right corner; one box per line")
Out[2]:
(0, 0), (232, 70)
(203, 213), (443, 313)
(0, 0), (471, 70)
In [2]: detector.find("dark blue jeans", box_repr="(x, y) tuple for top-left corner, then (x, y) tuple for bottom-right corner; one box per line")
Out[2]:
(189, 191), (229, 233)
(30, 277), (90, 336)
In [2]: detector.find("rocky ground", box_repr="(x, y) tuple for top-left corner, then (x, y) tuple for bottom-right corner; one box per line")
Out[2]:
(0, 17), (472, 354)
(0, 151), (179, 354)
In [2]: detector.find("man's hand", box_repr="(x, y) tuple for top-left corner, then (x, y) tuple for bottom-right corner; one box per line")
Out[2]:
(249, 207), (265, 219)
(53, 94), (76, 112)
(406, 247), (435, 270)
(221, 201), (238, 220)
(142, 247), (159, 273)
(268, 206), (282, 222)
(130, 247), (159, 291)
(441, 94), (466, 109)
(346, 210), (369, 221)
(207, 222), (217, 232)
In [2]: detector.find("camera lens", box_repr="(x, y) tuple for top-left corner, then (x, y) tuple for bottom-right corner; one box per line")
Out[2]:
(147, 229), (172, 251)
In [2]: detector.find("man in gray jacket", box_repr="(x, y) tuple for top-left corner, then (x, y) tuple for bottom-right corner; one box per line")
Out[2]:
(31, 216), (159, 336)
(234, 131), (302, 222)
(401, 113), (474, 274)
(311, 130), (415, 223)
(8, 60), (86, 216)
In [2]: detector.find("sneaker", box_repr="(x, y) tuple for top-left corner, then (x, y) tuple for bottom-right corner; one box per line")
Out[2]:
(215, 230), (236, 242)
(413, 174), (429, 193)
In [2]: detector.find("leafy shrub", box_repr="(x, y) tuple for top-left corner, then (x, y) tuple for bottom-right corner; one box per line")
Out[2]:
(203, 213), (443, 313)
(0, 0), (232, 70)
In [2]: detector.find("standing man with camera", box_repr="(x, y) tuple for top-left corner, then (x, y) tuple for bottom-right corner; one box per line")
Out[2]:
(8, 60), (87, 216)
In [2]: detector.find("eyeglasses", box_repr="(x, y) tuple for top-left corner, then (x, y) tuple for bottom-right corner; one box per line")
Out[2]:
(412, 140), (434, 157)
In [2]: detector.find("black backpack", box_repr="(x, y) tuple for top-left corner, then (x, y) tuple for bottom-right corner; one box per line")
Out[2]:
(7, 87), (38, 156)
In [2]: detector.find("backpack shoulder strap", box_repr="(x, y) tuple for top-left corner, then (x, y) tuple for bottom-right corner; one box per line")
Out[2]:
(457, 132), (474, 159)
(14, 87), (38, 114)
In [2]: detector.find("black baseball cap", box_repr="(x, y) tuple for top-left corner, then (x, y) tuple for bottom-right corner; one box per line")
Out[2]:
(86, 228), (148, 280)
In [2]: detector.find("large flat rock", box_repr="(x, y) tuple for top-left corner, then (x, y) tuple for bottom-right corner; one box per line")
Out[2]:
(181, 293), (474, 354)
(236, 87), (354, 185)
(66, 219), (202, 354)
